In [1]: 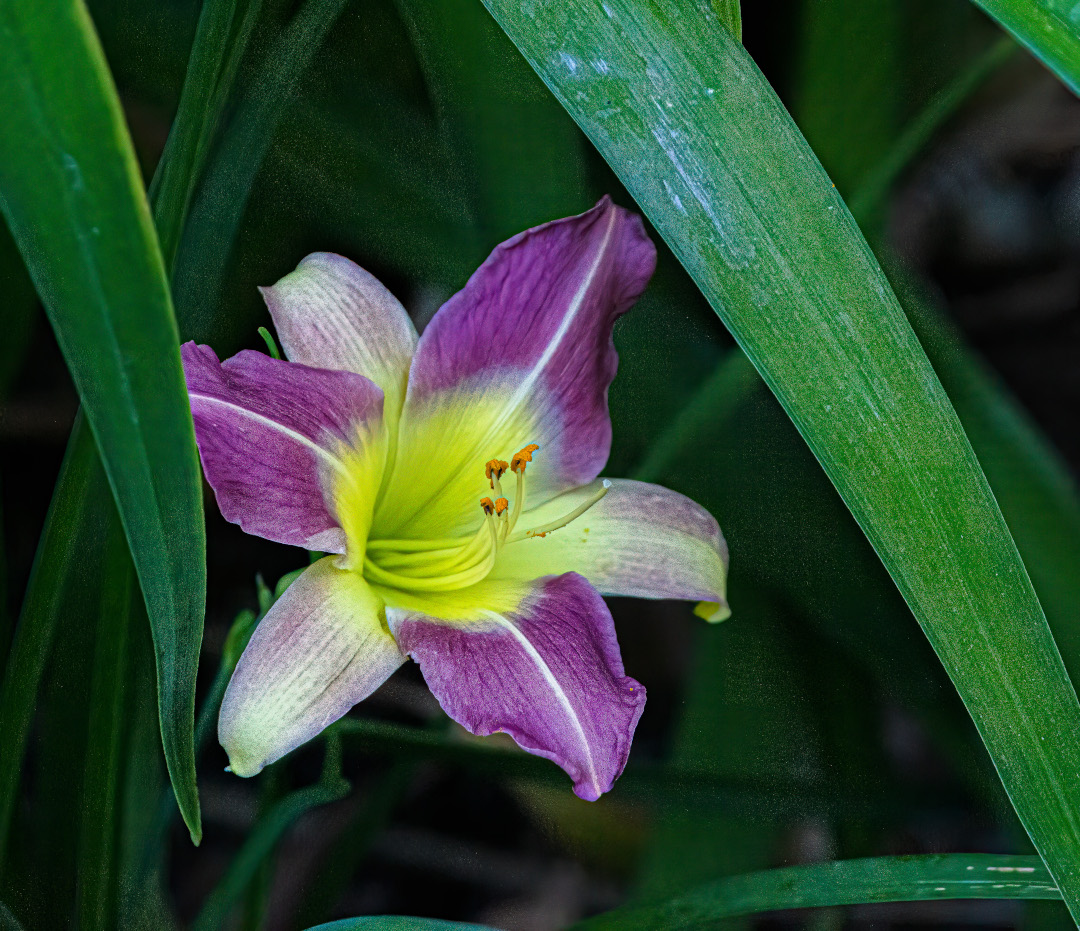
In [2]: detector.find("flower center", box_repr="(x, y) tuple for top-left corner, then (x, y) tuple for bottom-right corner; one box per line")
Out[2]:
(362, 444), (609, 593)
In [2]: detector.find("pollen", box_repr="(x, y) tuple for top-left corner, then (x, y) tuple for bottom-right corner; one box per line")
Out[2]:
(510, 443), (540, 473)
(485, 459), (509, 488)
(494, 497), (509, 515)
(480, 497), (495, 515)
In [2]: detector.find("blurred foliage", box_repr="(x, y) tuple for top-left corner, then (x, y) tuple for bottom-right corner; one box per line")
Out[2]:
(1, 0), (1080, 927)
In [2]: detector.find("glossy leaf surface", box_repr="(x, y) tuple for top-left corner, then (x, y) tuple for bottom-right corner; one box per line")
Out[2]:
(575, 854), (1060, 929)
(969, 0), (1080, 94)
(0, 0), (205, 838)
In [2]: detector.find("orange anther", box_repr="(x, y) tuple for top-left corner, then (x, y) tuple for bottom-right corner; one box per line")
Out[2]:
(485, 458), (509, 488)
(480, 497), (495, 516)
(510, 443), (540, 473)
(494, 497), (509, 515)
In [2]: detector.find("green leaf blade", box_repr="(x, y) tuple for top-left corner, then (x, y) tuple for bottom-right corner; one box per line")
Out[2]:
(76, 516), (134, 931)
(573, 854), (1061, 929)
(0, 0), (205, 840)
(0, 417), (100, 863)
(969, 0), (1080, 94)
(483, 0), (1080, 918)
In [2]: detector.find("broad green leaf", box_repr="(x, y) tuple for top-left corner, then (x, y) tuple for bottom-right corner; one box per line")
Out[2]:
(968, 0), (1080, 94)
(0, 901), (25, 931)
(712, 0), (741, 41)
(892, 270), (1080, 679)
(574, 854), (1061, 929)
(483, 0), (1080, 918)
(0, 0), (205, 839)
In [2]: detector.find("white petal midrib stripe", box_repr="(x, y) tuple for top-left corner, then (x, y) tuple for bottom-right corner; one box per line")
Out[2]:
(501, 207), (619, 417)
(484, 610), (602, 798)
(190, 392), (348, 476)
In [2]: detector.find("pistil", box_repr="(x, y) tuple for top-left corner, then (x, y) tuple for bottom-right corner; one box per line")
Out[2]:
(507, 480), (610, 542)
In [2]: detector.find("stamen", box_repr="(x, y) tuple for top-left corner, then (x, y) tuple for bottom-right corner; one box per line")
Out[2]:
(510, 443), (540, 474)
(362, 442), (573, 594)
(507, 480), (611, 543)
(485, 459), (509, 493)
(506, 443), (539, 534)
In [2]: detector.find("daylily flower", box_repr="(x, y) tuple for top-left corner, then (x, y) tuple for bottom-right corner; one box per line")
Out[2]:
(182, 197), (729, 800)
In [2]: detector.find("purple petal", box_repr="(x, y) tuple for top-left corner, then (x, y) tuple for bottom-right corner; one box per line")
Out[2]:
(219, 557), (404, 776)
(182, 342), (384, 552)
(493, 479), (730, 619)
(388, 572), (645, 800)
(380, 198), (656, 536)
(260, 253), (417, 419)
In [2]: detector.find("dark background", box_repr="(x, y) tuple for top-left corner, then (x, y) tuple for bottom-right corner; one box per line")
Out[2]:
(2, 0), (1079, 927)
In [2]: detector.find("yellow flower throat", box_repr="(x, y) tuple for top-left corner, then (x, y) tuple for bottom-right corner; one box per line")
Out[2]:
(362, 444), (609, 594)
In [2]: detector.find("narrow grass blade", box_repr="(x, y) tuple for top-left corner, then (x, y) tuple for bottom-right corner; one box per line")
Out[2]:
(483, 0), (1080, 918)
(75, 517), (133, 931)
(847, 36), (1017, 227)
(968, 0), (1080, 94)
(0, 0), (205, 839)
(149, 0), (265, 273)
(394, 0), (588, 242)
(192, 773), (349, 931)
(0, 416), (99, 865)
(172, 0), (350, 340)
(573, 854), (1061, 929)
